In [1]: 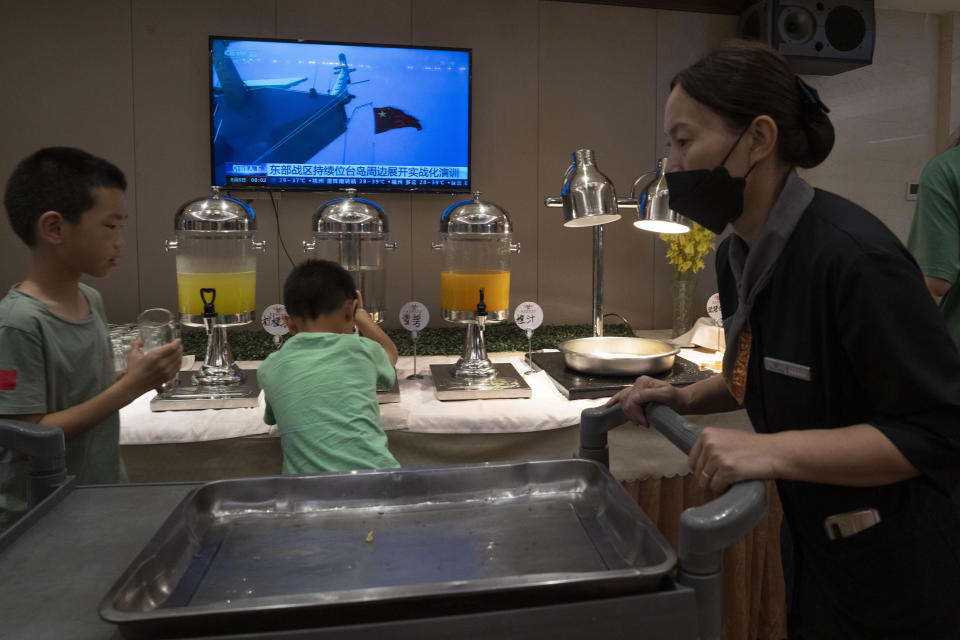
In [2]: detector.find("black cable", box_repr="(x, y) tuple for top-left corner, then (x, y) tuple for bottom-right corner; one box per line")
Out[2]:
(268, 191), (296, 267)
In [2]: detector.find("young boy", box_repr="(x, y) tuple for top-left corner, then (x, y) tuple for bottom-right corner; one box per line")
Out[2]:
(259, 259), (400, 474)
(0, 147), (183, 525)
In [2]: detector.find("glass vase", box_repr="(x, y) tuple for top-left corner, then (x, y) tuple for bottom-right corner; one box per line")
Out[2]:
(672, 274), (696, 338)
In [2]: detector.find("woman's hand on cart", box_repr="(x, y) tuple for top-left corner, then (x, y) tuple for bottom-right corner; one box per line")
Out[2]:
(691, 427), (778, 493)
(610, 375), (777, 493)
(606, 375), (684, 427)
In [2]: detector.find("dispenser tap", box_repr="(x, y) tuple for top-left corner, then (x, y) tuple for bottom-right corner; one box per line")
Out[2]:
(200, 288), (217, 335)
(449, 287), (496, 379)
(475, 288), (487, 331)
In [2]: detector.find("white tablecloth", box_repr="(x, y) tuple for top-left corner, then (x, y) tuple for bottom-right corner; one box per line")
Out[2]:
(119, 353), (612, 444)
(119, 361), (272, 445)
(379, 354), (610, 433)
(119, 347), (727, 445)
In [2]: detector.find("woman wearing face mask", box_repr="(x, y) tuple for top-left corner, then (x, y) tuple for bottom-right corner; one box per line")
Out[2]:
(610, 41), (960, 638)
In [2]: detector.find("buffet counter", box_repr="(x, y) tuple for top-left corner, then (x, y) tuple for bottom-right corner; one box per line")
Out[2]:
(119, 351), (733, 482)
(117, 349), (785, 639)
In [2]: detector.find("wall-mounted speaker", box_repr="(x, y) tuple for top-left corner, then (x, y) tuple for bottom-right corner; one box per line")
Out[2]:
(738, 0), (875, 76)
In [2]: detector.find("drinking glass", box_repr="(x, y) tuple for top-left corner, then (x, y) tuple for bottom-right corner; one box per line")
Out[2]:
(109, 324), (139, 373)
(137, 308), (180, 390)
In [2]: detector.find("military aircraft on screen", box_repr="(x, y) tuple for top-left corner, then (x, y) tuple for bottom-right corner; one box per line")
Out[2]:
(211, 40), (355, 164)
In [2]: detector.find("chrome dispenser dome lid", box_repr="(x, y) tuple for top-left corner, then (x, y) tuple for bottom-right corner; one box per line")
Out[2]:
(440, 191), (512, 235)
(174, 187), (257, 233)
(312, 189), (387, 234)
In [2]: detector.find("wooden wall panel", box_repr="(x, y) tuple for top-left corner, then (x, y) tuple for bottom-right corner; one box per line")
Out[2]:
(0, 0), (137, 321)
(273, 1), (416, 319)
(538, 1), (659, 327)
(412, 0), (541, 325)
(130, 1), (276, 317)
(2, 0), (932, 336)
(652, 10), (738, 328)
(801, 9), (939, 243)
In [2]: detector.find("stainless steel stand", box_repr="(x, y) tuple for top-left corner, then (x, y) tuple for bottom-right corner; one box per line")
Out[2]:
(194, 325), (246, 385)
(452, 321), (496, 378)
(150, 318), (259, 411)
(150, 370), (261, 411)
(432, 305), (531, 400)
(430, 363), (531, 401)
(592, 225), (604, 337)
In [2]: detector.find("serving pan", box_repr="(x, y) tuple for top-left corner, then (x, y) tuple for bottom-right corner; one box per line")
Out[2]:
(559, 336), (679, 376)
(99, 460), (676, 638)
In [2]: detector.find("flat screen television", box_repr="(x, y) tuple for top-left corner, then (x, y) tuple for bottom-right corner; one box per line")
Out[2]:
(209, 36), (471, 192)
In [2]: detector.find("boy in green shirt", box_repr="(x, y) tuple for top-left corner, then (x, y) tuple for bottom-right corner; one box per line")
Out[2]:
(0, 147), (183, 526)
(907, 143), (960, 350)
(259, 259), (399, 474)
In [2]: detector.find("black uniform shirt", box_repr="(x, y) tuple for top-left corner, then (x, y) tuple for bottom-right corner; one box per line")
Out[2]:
(717, 187), (960, 635)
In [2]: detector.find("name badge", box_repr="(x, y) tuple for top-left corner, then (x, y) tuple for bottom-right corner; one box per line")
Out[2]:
(763, 357), (812, 381)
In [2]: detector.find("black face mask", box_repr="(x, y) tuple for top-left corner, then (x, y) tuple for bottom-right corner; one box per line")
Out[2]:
(665, 128), (756, 235)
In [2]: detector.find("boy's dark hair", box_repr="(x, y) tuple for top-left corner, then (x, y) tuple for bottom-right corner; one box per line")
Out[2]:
(3, 146), (127, 246)
(283, 259), (358, 320)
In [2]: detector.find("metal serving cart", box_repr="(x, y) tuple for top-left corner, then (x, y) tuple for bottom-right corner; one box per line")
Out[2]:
(0, 406), (765, 640)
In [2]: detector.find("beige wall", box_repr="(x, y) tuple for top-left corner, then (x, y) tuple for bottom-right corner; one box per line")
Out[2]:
(948, 13), (960, 141)
(0, 1), (950, 329)
(801, 9), (944, 242)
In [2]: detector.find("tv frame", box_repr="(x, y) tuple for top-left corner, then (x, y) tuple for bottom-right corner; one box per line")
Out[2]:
(208, 35), (472, 193)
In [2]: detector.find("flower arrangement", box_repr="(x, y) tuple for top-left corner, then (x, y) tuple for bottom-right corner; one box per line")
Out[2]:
(659, 222), (716, 279)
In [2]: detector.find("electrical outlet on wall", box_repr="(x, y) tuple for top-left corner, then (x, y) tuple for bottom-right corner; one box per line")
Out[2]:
(906, 182), (919, 201)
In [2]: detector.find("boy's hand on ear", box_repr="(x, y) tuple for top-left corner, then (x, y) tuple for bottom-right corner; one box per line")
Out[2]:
(283, 315), (298, 336)
(353, 292), (375, 336)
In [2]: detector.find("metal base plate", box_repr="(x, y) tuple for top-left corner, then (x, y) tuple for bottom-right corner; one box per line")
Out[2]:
(531, 352), (711, 400)
(150, 370), (400, 411)
(430, 363), (532, 401)
(179, 311), (253, 328)
(376, 378), (401, 403)
(150, 370), (261, 411)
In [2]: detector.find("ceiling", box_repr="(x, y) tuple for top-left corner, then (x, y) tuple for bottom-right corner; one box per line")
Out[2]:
(550, 0), (959, 15)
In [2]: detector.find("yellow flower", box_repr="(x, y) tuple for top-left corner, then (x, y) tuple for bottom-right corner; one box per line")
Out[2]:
(659, 222), (716, 276)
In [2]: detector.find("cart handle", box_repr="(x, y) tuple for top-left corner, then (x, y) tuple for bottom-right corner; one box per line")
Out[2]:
(0, 418), (68, 508)
(578, 403), (767, 573)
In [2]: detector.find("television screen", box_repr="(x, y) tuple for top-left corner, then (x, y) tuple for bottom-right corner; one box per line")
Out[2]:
(209, 36), (471, 192)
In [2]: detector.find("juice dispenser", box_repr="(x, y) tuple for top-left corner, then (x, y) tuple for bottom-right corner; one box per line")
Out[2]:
(164, 187), (265, 389)
(429, 192), (529, 400)
(302, 189), (396, 323)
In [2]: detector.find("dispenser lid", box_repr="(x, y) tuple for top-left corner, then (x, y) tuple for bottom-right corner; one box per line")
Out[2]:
(174, 187), (257, 232)
(441, 191), (512, 235)
(312, 189), (387, 234)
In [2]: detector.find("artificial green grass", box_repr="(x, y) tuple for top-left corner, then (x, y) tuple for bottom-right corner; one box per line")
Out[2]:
(181, 323), (636, 359)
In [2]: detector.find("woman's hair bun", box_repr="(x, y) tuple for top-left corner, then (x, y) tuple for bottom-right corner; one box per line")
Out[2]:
(672, 40), (835, 169)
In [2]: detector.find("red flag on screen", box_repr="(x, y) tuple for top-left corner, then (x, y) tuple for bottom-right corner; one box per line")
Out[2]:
(373, 106), (422, 134)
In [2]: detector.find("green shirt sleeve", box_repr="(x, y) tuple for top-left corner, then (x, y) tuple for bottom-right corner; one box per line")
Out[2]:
(907, 150), (960, 283)
(370, 341), (396, 389)
(0, 325), (48, 415)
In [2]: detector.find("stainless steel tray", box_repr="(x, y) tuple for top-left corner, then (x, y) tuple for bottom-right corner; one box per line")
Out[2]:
(100, 460), (676, 638)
